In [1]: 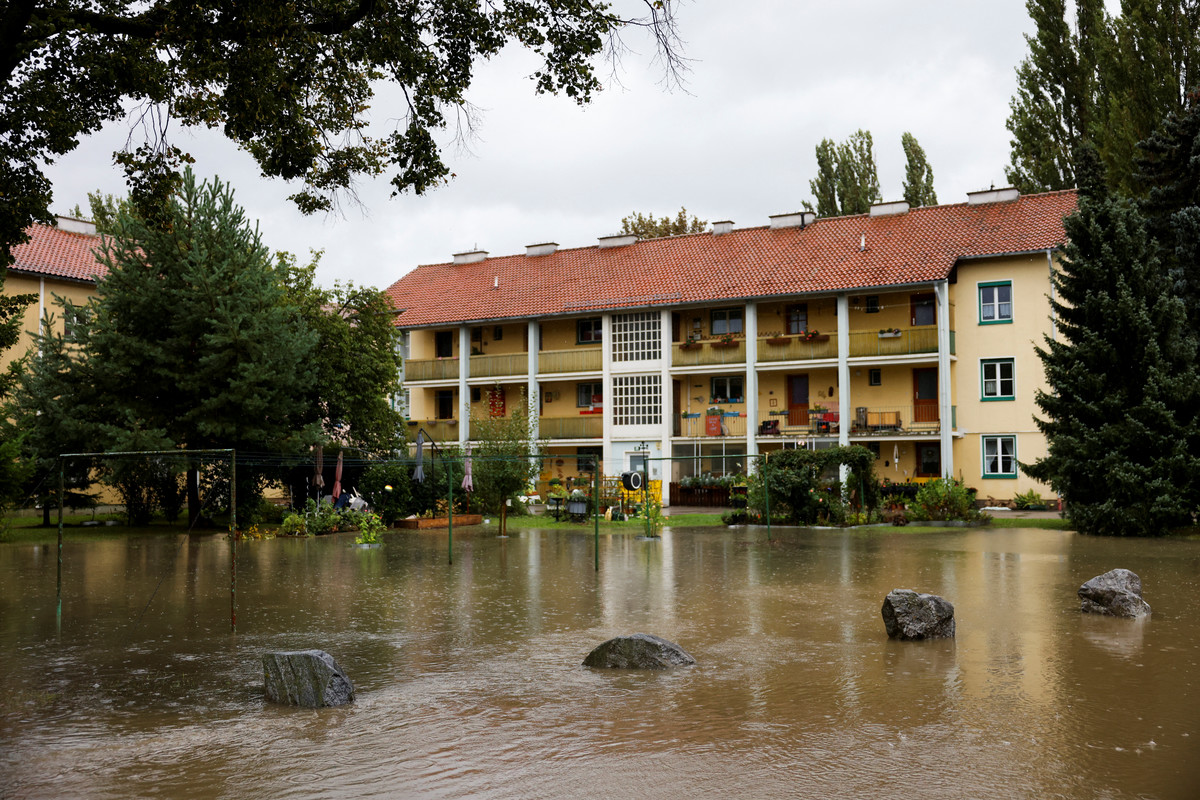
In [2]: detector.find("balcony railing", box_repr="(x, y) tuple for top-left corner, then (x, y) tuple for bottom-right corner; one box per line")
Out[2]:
(753, 404), (956, 437)
(405, 358), (459, 382)
(539, 347), (602, 374)
(537, 415), (603, 439)
(674, 412), (748, 438)
(469, 352), (528, 379)
(846, 328), (953, 358)
(672, 339), (747, 367)
(406, 419), (459, 442)
(757, 335), (837, 362)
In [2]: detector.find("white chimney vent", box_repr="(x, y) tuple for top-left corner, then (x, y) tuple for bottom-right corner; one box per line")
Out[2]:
(869, 201), (910, 217)
(712, 220), (734, 235)
(769, 211), (816, 229)
(55, 216), (96, 236)
(967, 187), (1020, 205)
(452, 249), (488, 264)
(598, 233), (638, 249)
(525, 242), (559, 257)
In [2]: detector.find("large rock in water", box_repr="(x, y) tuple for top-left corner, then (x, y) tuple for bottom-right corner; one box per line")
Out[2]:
(1078, 569), (1151, 618)
(582, 633), (696, 669)
(881, 589), (956, 640)
(263, 650), (355, 707)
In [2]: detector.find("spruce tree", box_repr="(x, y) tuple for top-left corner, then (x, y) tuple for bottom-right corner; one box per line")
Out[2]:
(1026, 149), (1200, 535)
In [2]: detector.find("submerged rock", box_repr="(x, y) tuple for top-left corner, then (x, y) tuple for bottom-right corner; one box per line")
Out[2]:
(582, 633), (696, 669)
(881, 589), (956, 640)
(1078, 569), (1151, 618)
(262, 650), (355, 707)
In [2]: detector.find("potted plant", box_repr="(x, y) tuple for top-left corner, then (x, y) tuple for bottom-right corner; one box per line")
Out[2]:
(680, 333), (702, 351)
(710, 333), (739, 348)
(878, 327), (902, 338)
(765, 331), (790, 345)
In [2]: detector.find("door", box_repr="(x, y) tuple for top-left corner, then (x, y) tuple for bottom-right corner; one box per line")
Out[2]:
(911, 293), (936, 326)
(435, 330), (454, 358)
(787, 374), (809, 426)
(673, 379), (682, 437)
(916, 443), (941, 477)
(786, 303), (808, 335)
(913, 367), (938, 423)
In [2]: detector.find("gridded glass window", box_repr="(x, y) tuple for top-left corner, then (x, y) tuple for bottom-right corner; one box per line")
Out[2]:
(982, 435), (1017, 477)
(612, 312), (660, 362)
(711, 376), (743, 402)
(576, 382), (602, 407)
(785, 304), (808, 334)
(612, 374), (662, 425)
(981, 359), (1015, 400)
(980, 281), (1013, 323)
(577, 317), (602, 343)
(711, 307), (743, 335)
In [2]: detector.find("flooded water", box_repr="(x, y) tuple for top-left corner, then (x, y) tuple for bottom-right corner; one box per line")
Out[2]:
(2, 525), (1199, 799)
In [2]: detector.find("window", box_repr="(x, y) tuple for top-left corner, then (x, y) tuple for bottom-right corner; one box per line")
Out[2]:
(711, 307), (743, 335)
(612, 312), (660, 362)
(576, 382), (603, 408)
(435, 390), (454, 419)
(981, 359), (1015, 400)
(916, 443), (941, 477)
(865, 295), (880, 314)
(493, 326), (504, 341)
(435, 330), (454, 358)
(577, 447), (601, 473)
(577, 317), (602, 344)
(979, 281), (1013, 324)
(612, 374), (662, 425)
(63, 306), (85, 341)
(711, 376), (744, 403)
(982, 435), (1017, 477)
(868, 368), (882, 386)
(785, 304), (808, 334)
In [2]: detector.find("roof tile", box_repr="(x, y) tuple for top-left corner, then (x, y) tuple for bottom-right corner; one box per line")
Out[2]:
(10, 223), (107, 283)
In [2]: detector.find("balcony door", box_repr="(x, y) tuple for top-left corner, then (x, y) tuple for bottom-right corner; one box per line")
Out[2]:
(787, 374), (809, 426)
(910, 293), (936, 327)
(913, 367), (938, 423)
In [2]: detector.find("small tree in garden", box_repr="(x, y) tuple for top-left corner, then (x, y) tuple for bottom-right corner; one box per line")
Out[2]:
(359, 462), (413, 525)
(471, 390), (544, 537)
(750, 445), (881, 525)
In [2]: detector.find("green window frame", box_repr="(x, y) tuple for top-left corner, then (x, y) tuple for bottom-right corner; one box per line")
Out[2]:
(980, 358), (1015, 401)
(982, 435), (1017, 478)
(979, 281), (1013, 324)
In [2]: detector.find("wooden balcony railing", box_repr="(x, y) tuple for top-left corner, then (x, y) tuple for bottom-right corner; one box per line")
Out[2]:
(405, 358), (459, 382)
(674, 412), (747, 438)
(406, 419), (460, 442)
(469, 352), (528, 378)
(538, 347), (602, 374)
(672, 339), (747, 367)
(756, 335), (837, 362)
(537, 415), (603, 439)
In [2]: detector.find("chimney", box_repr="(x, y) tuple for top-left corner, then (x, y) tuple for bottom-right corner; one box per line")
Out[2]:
(525, 242), (558, 257)
(769, 211), (816, 229)
(711, 220), (734, 235)
(967, 187), (1020, 205)
(452, 249), (488, 264)
(597, 233), (638, 249)
(869, 201), (910, 217)
(55, 215), (97, 236)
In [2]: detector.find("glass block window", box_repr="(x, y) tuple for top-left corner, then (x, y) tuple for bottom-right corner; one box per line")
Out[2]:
(982, 435), (1017, 477)
(612, 374), (662, 425)
(612, 312), (660, 362)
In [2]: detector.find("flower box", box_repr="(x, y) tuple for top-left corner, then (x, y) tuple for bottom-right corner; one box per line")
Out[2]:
(878, 330), (902, 339)
(680, 342), (702, 351)
(397, 514), (483, 529)
(766, 337), (791, 345)
(710, 340), (739, 348)
(803, 334), (831, 343)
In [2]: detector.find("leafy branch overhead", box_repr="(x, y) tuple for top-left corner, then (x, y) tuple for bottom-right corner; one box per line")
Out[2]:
(0, 0), (686, 268)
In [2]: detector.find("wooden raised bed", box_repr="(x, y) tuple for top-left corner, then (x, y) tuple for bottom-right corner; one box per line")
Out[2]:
(396, 514), (483, 529)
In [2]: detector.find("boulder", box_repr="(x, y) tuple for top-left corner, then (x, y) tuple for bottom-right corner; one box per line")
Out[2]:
(582, 633), (696, 669)
(263, 650), (355, 707)
(1078, 569), (1151, 618)
(881, 589), (956, 640)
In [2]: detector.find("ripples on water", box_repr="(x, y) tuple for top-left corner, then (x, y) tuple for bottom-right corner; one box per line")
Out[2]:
(2, 527), (1199, 799)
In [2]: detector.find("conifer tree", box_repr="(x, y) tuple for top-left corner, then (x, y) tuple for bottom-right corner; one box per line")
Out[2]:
(901, 132), (938, 207)
(1025, 148), (1200, 535)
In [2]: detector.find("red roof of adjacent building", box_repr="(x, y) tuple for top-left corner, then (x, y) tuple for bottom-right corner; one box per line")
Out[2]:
(385, 190), (1078, 328)
(9, 222), (107, 283)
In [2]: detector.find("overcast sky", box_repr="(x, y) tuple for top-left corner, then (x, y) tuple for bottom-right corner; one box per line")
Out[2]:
(44, 2), (1039, 290)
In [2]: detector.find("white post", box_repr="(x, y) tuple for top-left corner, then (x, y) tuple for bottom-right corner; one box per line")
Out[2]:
(601, 313), (613, 479)
(458, 325), (470, 445)
(745, 300), (759, 466)
(837, 294), (851, 484)
(527, 320), (539, 440)
(660, 308), (673, 506)
(935, 280), (954, 477)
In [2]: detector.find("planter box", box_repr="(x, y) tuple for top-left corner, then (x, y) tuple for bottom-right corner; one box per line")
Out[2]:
(766, 337), (791, 345)
(397, 514), (484, 529)
(680, 343), (702, 351)
(710, 340), (740, 348)
(878, 331), (902, 339)
(803, 334), (830, 343)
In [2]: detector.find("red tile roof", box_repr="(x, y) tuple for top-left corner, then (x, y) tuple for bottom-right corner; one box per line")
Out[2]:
(385, 190), (1078, 328)
(10, 222), (107, 283)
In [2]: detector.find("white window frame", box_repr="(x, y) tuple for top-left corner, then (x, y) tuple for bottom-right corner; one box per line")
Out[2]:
(981, 358), (1015, 401)
(982, 435), (1017, 478)
(979, 281), (1013, 324)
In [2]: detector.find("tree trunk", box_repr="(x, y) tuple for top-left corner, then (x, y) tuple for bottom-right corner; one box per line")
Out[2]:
(187, 467), (201, 528)
(500, 502), (507, 537)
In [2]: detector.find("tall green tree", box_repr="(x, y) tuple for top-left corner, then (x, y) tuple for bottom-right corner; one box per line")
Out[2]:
(469, 389), (544, 537)
(901, 132), (938, 207)
(619, 207), (708, 238)
(1025, 149), (1200, 536)
(805, 130), (881, 216)
(0, 1), (684, 272)
(14, 169), (321, 524)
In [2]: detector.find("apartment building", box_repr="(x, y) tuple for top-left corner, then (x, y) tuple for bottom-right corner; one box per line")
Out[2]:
(385, 188), (1077, 505)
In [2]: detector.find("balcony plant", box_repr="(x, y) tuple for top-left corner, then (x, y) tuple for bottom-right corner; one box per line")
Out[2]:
(878, 327), (902, 338)
(680, 333), (702, 350)
(765, 331), (791, 345)
(710, 333), (739, 347)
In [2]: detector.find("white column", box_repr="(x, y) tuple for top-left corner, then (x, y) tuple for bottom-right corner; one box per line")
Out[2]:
(601, 313), (614, 478)
(660, 308), (673, 506)
(836, 294), (851, 484)
(745, 300), (759, 465)
(935, 280), (954, 477)
(458, 325), (470, 445)
(527, 320), (539, 440)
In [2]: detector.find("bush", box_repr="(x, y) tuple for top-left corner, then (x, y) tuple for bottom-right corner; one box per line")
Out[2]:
(908, 478), (978, 521)
(1013, 488), (1043, 509)
(360, 462), (413, 524)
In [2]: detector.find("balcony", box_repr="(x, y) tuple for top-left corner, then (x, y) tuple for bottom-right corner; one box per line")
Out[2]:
(672, 339), (747, 367)
(539, 347), (602, 374)
(405, 358), (459, 382)
(406, 419), (459, 442)
(469, 352), (528, 379)
(756, 334), (837, 362)
(845, 328), (952, 358)
(674, 411), (748, 438)
(753, 405), (957, 437)
(538, 415), (603, 439)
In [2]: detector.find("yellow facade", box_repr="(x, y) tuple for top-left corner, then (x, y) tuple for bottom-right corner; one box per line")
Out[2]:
(1, 272), (98, 375)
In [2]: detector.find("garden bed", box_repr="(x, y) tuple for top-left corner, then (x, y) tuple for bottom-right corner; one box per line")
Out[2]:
(396, 514), (484, 529)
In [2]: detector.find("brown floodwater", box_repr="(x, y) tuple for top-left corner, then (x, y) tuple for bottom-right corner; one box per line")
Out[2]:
(2, 525), (1199, 799)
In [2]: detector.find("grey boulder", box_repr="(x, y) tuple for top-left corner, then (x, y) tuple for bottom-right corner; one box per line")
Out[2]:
(263, 650), (355, 707)
(882, 589), (956, 640)
(1078, 568), (1151, 618)
(583, 633), (696, 669)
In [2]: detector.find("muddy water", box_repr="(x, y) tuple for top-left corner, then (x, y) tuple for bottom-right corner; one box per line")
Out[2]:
(2, 526), (1199, 799)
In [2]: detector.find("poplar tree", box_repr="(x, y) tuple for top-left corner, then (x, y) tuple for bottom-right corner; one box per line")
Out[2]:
(805, 130), (881, 216)
(901, 132), (938, 207)
(1025, 149), (1200, 536)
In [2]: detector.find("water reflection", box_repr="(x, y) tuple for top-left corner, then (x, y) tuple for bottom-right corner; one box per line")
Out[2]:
(2, 526), (1200, 799)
